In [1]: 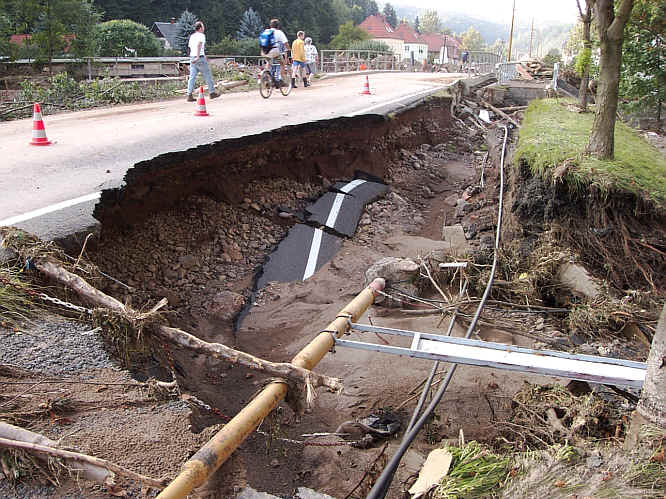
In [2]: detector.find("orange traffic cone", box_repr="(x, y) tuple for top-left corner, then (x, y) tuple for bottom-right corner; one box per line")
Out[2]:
(194, 86), (209, 116)
(29, 103), (52, 146)
(360, 75), (371, 95)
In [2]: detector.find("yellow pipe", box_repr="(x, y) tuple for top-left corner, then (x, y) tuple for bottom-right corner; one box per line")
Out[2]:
(158, 278), (386, 498)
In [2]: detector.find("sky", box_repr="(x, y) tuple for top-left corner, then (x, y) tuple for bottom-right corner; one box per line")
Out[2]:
(401, 0), (580, 25)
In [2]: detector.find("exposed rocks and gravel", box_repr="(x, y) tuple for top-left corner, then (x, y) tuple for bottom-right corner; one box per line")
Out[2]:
(0, 316), (116, 374)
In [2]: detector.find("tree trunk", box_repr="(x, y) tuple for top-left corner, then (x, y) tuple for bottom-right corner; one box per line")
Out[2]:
(586, 0), (634, 159)
(578, 2), (593, 110)
(637, 304), (666, 428)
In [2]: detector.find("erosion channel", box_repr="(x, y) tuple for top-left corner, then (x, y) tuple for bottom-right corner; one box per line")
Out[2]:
(1, 90), (659, 498)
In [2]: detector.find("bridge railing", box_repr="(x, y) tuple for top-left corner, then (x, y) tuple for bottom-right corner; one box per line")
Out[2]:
(319, 50), (400, 73)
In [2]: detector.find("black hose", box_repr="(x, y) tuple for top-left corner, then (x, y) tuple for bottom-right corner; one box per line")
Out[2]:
(366, 125), (510, 499)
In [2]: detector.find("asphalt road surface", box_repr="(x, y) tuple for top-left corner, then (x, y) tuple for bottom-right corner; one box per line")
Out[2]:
(257, 179), (388, 287)
(0, 72), (459, 239)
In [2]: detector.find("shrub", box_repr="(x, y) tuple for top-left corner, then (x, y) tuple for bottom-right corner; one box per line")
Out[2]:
(347, 39), (392, 53)
(208, 37), (258, 56)
(96, 20), (161, 57)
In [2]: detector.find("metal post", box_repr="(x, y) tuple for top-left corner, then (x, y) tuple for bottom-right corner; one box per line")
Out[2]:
(157, 279), (386, 499)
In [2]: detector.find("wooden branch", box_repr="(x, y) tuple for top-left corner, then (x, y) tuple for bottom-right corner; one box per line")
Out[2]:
(155, 325), (343, 392)
(35, 259), (127, 314)
(32, 256), (342, 392)
(481, 100), (521, 128)
(0, 436), (167, 489)
(498, 105), (528, 112)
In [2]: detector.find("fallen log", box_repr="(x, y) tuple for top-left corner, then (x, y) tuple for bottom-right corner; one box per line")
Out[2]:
(497, 105), (528, 112)
(481, 99), (521, 128)
(33, 257), (342, 393)
(0, 435), (167, 489)
(154, 325), (343, 391)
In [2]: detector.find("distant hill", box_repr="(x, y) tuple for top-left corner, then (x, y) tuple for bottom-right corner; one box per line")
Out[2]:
(395, 5), (572, 59)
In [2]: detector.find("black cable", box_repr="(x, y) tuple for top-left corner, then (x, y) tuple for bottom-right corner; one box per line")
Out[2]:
(366, 125), (510, 499)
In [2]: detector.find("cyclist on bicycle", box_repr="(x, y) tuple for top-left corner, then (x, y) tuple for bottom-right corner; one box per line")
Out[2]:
(259, 19), (289, 87)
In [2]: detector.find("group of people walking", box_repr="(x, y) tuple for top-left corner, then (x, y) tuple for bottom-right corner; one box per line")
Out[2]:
(259, 19), (318, 88)
(185, 17), (318, 101)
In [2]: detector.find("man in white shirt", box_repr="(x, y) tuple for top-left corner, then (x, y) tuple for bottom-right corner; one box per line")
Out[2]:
(186, 21), (219, 102)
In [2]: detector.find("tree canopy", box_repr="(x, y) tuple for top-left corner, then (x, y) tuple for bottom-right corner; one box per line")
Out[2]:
(619, 0), (664, 124)
(461, 26), (485, 51)
(382, 3), (397, 29)
(329, 20), (368, 49)
(420, 9), (441, 34)
(96, 19), (161, 56)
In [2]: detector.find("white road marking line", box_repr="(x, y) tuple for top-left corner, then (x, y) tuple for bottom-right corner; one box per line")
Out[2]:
(350, 86), (445, 116)
(0, 191), (101, 227)
(303, 179), (367, 280)
(303, 228), (324, 281)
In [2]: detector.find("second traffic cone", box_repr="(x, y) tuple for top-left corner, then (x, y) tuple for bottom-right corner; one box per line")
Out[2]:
(360, 75), (371, 95)
(194, 86), (209, 116)
(29, 102), (52, 146)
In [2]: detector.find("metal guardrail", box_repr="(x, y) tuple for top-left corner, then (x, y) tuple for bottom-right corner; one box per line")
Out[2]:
(496, 62), (519, 84)
(465, 51), (503, 77)
(319, 50), (400, 73)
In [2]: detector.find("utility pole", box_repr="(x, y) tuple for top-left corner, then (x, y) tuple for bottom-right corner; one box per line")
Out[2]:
(529, 18), (534, 59)
(507, 0), (516, 61)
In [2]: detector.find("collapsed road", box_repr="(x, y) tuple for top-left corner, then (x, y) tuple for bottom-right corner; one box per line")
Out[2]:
(0, 73), (458, 241)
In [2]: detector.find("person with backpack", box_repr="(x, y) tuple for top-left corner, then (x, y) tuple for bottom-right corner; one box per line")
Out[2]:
(259, 19), (289, 87)
(186, 21), (219, 101)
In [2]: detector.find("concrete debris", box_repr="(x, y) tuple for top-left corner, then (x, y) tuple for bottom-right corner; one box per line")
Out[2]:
(366, 256), (419, 307)
(557, 263), (602, 299)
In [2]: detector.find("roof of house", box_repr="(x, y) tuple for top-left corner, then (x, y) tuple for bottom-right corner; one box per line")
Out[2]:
(151, 22), (180, 47)
(393, 22), (422, 44)
(418, 33), (461, 52)
(358, 14), (398, 39)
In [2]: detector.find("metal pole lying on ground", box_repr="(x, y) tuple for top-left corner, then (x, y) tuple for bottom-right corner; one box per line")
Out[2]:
(157, 278), (386, 499)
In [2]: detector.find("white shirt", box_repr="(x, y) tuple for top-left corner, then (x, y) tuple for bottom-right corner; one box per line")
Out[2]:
(272, 29), (288, 50)
(305, 45), (318, 63)
(188, 31), (206, 57)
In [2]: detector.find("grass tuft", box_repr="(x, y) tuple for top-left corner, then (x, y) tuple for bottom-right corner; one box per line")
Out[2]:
(515, 98), (666, 207)
(433, 441), (511, 498)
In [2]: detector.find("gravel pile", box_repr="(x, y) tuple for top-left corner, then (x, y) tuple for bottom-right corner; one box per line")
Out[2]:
(0, 315), (116, 374)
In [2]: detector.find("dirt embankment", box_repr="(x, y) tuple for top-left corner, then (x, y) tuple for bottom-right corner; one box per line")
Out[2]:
(508, 161), (665, 292)
(93, 97), (453, 230)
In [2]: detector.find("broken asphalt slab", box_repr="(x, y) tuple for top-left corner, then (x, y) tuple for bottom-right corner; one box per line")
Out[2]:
(306, 180), (388, 237)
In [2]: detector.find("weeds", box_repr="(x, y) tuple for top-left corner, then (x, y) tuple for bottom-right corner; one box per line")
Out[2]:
(2, 72), (182, 121)
(433, 441), (511, 498)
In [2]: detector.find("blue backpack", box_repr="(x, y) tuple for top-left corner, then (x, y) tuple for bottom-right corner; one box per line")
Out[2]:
(259, 28), (275, 50)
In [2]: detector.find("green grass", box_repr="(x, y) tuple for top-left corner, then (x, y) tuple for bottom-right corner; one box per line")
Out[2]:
(515, 98), (666, 207)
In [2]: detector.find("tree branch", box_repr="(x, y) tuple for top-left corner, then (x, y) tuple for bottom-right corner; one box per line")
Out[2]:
(0, 436), (167, 489)
(32, 256), (342, 393)
(608, 0), (635, 40)
(154, 325), (343, 391)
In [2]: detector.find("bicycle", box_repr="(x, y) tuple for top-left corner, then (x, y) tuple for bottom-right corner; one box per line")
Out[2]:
(259, 56), (292, 98)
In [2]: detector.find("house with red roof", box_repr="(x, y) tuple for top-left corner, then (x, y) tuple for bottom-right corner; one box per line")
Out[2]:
(419, 33), (461, 63)
(358, 14), (404, 58)
(359, 15), (452, 64)
(393, 22), (428, 63)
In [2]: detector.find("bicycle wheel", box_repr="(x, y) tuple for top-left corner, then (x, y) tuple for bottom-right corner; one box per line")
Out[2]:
(259, 71), (272, 99)
(279, 76), (292, 96)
